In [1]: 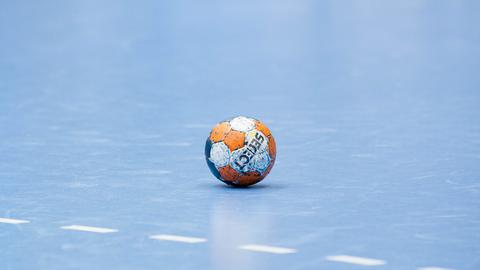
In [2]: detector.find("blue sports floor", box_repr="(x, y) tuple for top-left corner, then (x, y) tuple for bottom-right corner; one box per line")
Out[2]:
(1, 1), (479, 269)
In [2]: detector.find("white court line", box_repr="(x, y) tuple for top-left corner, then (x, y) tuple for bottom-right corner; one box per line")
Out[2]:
(418, 267), (454, 270)
(326, 255), (386, 266)
(150, 234), (207, 243)
(0, 218), (30, 224)
(239, 244), (297, 254)
(60, 225), (118, 234)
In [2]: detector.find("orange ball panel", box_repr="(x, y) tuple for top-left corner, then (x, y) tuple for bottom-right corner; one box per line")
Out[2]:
(268, 136), (276, 160)
(255, 120), (272, 137)
(264, 159), (275, 176)
(218, 165), (240, 182)
(223, 130), (246, 151)
(236, 171), (263, 186)
(209, 122), (231, 143)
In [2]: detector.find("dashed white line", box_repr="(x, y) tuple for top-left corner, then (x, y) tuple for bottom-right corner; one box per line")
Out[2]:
(150, 234), (207, 243)
(239, 244), (297, 254)
(0, 218), (30, 224)
(0, 217), (454, 270)
(60, 225), (118, 234)
(418, 267), (454, 270)
(326, 255), (386, 266)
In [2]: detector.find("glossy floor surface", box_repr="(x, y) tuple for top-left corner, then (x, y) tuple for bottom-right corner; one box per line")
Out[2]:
(0, 1), (479, 269)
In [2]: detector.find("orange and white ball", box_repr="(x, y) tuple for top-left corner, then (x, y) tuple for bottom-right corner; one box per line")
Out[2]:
(205, 116), (276, 186)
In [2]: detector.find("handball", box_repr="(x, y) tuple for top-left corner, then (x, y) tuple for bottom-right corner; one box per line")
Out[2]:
(205, 116), (276, 187)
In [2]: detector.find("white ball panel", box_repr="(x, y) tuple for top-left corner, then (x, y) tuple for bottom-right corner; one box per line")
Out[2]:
(230, 148), (248, 173)
(229, 116), (255, 132)
(209, 142), (231, 168)
(245, 129), (268, 153)
(250, 150), (271, 173)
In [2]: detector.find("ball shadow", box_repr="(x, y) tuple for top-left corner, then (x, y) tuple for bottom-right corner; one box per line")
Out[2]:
(211, 181), (286, 190)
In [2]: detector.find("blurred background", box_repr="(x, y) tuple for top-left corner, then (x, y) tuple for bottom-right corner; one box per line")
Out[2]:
(0, 1), (479, 270)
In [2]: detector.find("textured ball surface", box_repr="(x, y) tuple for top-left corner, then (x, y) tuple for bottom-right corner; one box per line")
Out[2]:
(205, 116), (276, 186)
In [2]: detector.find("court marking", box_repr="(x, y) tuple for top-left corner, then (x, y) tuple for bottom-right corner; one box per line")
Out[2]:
(60, 225), (118, 233)
(0, 217), (30, 224)
(418, 267), (454, 270)
(326, 255), (386, 266)
(0, 217), (457, 270)
(150, 234), (207, 243)
(239, 244), (297, 254)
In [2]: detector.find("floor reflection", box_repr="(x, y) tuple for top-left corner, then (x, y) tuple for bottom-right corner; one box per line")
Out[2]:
(209, 189), (273, 270)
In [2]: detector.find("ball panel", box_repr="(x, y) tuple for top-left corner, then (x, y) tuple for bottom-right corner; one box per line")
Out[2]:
(230, 116), (255, 132)
(236, 171), (263, 186)
(268, 136), (276, 160)
(230, 147), (248, 173)
(245, 129), (268, 153)
(263, 159), (275, 178)
(205, 139), (222, 180)
(218, 165), (240, 182)
(250, 149), (271, 173)
(209, 122), (231, 143)
(205, 138), (212, 159)
(209, 142), (230, 168)
(254, 120), (271, 137)
(223, 130), (246, 151)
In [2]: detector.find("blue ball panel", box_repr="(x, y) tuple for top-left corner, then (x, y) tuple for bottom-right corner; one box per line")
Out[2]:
(205, 138), (222, 180)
